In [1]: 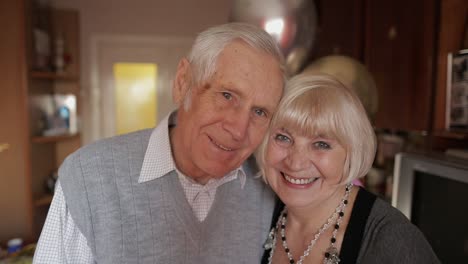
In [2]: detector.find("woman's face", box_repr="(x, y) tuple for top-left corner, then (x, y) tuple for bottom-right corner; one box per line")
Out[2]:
(265, 125), (347, 209)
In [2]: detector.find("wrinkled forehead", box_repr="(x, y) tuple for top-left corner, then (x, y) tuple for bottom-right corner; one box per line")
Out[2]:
(212, 42), (285, 109)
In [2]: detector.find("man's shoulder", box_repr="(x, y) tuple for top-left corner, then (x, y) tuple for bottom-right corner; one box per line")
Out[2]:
(79, 129), (153, 154)
(63, 129), (154, 168)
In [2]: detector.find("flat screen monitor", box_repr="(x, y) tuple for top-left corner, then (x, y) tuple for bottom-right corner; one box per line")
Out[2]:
(392, 152), (468, 263)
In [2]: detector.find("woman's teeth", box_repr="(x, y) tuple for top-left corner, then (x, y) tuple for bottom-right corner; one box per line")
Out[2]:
(283, 173), (317, 185)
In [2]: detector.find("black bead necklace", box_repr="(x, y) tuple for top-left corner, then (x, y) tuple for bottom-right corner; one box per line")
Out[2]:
(267, 184), (352, 264)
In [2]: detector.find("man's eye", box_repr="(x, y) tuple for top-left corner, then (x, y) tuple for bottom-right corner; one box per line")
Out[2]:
(222, 92), (232, 100)
(253, 108), (266, 117)
(314, 141), (331, 150)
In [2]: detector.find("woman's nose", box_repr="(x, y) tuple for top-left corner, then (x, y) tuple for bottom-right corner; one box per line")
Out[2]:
(285, 146), (311, 171)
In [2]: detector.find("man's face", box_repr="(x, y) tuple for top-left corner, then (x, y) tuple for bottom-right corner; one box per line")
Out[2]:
(171, 41), (284, 183)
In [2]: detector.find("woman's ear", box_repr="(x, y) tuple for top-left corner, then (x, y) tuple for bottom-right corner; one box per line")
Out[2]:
(172, 58), (192, 106)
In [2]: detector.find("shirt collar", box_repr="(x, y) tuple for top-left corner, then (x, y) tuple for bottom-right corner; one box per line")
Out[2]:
(178, 168), (246, 190)
(139, 111), (247, 189)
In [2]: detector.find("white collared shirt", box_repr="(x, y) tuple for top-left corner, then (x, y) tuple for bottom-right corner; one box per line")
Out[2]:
(33, 113), (246, 263)
(178, 169), (245, 221)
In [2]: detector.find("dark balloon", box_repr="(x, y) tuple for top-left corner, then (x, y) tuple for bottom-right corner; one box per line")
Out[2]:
(230, 0), (318, 75)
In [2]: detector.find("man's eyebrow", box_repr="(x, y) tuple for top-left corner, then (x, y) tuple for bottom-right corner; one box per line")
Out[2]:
(220, 84), (278, 113)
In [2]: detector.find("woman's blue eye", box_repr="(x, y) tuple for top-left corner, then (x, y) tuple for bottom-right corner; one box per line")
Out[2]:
(274, 133), (291, 143)
(222, 92), (232, 100)
(315, 141), (331, 149)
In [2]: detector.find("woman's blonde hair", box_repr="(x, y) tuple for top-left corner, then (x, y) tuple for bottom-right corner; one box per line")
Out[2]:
(256, 73), (376, 185)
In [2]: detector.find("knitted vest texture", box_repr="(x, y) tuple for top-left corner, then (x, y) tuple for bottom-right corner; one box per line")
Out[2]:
(59, 129), (275, 263)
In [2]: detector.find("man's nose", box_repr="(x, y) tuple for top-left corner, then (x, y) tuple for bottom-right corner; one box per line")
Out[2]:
(223, 109), (250, 141)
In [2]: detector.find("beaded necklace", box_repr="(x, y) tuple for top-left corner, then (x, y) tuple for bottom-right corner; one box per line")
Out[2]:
(265, 184), (352, 264)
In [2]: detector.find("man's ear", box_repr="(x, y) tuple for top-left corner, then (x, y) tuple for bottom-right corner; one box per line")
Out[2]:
(173, 58), (192, 106)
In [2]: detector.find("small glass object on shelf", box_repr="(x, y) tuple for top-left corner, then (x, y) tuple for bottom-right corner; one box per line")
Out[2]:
(7, 239), (22, 255)
(30, 94), (77, 138)
(53, 34), (65, 73)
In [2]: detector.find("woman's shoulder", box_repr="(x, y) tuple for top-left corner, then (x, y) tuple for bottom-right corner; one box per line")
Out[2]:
(356, 190), (440, 263)
(364, 193), (427, 243)
(367, 195), (409, 224)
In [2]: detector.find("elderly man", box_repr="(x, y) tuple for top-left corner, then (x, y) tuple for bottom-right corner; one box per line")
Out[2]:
(33, 23), (286, 263)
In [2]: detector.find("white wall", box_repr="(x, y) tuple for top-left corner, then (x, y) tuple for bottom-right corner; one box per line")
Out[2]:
(50, 0), (231, 144)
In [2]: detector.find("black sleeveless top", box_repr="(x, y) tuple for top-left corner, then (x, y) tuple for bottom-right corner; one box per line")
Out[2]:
(261, 188), (377, 264)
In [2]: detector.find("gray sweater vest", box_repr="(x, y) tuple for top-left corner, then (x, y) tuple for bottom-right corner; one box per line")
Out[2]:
(59, 129), (276, 263)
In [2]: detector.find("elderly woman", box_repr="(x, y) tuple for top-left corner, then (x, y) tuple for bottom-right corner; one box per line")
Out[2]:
(258, 74), (440, 264)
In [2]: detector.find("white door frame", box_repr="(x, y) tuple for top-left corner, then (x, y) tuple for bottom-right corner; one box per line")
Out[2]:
(89, 34), (193, 142)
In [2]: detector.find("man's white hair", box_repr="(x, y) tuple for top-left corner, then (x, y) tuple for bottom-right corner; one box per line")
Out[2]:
(182, 22), (287, 110)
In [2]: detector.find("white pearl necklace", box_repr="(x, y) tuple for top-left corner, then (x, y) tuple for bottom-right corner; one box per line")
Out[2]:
(266, 184), (352, 264)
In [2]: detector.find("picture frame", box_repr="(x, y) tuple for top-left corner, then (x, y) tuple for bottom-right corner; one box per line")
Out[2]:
(446, 49), (468, 131)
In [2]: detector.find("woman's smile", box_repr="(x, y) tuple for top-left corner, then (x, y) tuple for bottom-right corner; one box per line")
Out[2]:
(281, 172), (319, 186)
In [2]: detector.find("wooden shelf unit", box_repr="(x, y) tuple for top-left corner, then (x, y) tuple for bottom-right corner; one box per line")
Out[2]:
(31, 133), (80, 143)
(27, 7), (82, 239)
(34, 195), (53, 207)
(0, 1), (82, 243)
(433, 131), (468, 140)
(30, 70), (78, 81)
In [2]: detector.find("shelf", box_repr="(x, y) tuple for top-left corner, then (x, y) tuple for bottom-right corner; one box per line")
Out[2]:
(31, 133), (80, 143)
(34, 195), (53, 207)
(30, 71), (78, 81)
(433, 131), (468, 140)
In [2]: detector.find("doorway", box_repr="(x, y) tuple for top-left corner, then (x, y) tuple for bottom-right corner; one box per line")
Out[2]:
(90, 34), (193, 140)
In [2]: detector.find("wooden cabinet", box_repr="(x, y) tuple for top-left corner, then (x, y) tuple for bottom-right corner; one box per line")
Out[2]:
(432, 0), (468, 150)
(311, 0), (468, 148)
(313, 0), (365, 60)
(0, 0), (33, 243)
(312, 0), (438, 131)
(0, 0), (81, 242)
(364, 0), (437, 131)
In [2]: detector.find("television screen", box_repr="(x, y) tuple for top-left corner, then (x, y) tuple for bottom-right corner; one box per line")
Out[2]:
(412, 170), (468, 262)
(392, 152), (468, 263)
